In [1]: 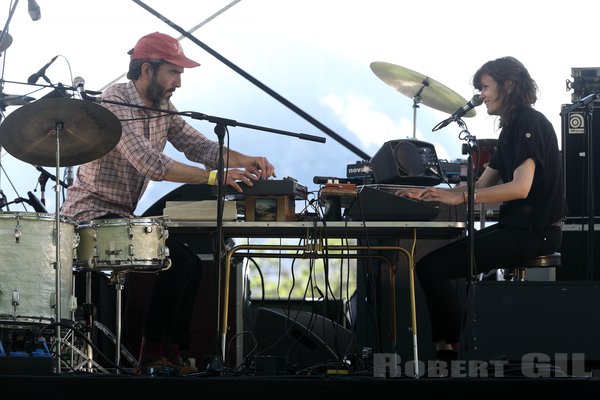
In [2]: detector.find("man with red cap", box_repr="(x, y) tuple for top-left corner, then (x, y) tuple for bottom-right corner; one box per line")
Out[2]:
(62, 32), (276, 375)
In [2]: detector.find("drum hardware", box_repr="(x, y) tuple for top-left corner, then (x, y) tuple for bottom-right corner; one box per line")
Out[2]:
(370, 61), (477, 138)
(0, 30), (12, 53)
(35, 166), (69, 209)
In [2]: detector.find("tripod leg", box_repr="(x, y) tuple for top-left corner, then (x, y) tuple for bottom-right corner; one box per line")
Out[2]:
(85, 271), (94, 371)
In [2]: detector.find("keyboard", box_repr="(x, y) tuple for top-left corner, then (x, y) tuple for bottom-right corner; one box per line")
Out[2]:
(344, 185), (440, 221)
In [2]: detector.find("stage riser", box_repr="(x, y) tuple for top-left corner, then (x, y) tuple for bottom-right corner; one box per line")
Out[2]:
(461, 281), (600, 364)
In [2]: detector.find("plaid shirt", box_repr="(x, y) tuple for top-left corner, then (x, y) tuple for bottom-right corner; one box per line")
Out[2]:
(61, 81), (219, 222)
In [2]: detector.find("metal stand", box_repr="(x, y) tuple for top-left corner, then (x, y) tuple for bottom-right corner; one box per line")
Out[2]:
(456, 120), (478, 279)
(410, 82), (428, 139)
(109, 272), (127, 370)
(53, 121), (64, 373)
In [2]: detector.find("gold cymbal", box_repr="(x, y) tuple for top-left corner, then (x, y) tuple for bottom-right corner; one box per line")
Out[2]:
(370, 61), (476, 117)
(0, 97), (122, 167)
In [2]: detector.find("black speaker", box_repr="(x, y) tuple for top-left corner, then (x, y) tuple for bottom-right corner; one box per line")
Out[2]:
(252, 307), (357, 370)
(461, 281), (600, 364)
(561, 102), (600, 221)
(558, 226), (600, 281)
(370, 139), (443, 186)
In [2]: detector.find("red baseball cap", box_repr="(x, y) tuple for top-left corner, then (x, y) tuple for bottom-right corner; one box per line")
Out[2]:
(129, 32), (200, 68)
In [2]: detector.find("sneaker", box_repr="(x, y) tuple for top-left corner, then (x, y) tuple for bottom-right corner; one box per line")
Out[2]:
(136, 357), (181, 377)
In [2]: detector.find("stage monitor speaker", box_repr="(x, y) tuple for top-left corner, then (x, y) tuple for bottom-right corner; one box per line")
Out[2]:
(252, 307), (357, 371)
(370, 139), (443, 186)
(561, 102), (600, 221)
(461, 281), (600, 365)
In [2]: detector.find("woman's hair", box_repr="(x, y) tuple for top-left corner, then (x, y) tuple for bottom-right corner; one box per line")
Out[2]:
(472, 56), (538, 127)
(126, 59), (167, 80)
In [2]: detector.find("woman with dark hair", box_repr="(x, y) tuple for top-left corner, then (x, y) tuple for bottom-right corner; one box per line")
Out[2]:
(400, 56), (567, 361)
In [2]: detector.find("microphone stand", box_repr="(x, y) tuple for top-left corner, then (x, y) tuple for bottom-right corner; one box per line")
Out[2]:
(38, 173), (48, 206)
(454, 118), (477, 281)
(86, 95), (325, 370)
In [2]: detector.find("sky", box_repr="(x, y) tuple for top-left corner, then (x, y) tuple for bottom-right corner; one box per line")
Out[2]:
(0, 0), (598, 216)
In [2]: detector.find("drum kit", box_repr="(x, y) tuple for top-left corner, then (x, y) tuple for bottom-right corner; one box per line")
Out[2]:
(0, 85), (172, 372)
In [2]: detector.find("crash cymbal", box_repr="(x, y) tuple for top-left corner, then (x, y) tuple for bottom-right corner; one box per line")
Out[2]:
(0, 93), (35, 108)
(370, 61), (476, 117)
(0, 97), (121, 167)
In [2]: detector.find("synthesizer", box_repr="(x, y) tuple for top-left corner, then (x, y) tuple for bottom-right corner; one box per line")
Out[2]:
(344, 185), (440, 221)
(217, 177), (309, 200)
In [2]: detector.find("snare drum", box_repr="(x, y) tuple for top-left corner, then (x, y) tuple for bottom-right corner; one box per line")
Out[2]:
(74, 218), (170, 272)
(0, 212), (78, 325)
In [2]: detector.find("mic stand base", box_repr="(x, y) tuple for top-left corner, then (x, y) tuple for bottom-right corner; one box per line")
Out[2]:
(205, 355), (225, 374)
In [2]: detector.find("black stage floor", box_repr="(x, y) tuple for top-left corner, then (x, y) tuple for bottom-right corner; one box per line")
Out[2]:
(1, 371), (600, 399)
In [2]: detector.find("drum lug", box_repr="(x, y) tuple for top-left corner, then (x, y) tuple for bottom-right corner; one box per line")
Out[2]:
(159, 244), (168, 257)
(128, 225), (134, 238)
(73, 232), (80, 249)
(12, 289), (19, 306)
(14, 224), (22, 243)
(129, 244), (135, 256)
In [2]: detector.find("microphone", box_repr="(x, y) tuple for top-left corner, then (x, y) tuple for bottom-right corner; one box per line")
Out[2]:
(27, 55), (58, 84)
(73, 76), (101, 102)
(27, 191), (47, 213)
(66, 166), (74, 186)
(432, 94), (483, 132)
(28, 0), (41, 21)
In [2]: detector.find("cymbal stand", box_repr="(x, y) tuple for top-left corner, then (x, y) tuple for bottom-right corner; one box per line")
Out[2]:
(109, 271), (127, 371)
(410, 79), (429, 139)
(53, 121), (65, 373)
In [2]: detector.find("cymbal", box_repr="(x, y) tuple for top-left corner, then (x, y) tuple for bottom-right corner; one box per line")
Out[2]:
(0, 97), (122, 167)
(370, 61), (476, 117)
(0, 93), (35, 108)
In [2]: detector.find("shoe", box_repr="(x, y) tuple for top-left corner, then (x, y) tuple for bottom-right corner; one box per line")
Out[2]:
(136, 357), (182, 377)
(136, 356), (198, 376)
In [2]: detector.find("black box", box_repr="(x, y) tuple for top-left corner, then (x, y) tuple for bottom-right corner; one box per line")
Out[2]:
(460, 281), (600, 366)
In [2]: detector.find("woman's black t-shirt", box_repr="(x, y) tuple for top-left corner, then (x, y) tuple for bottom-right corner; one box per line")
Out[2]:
(487, 107), (567, 229)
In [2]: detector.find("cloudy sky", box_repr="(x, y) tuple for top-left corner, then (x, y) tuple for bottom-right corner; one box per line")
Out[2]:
(0, 0), (597, 215)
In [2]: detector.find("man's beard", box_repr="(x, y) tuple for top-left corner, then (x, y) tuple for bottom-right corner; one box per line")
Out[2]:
(146, 74), (171, 106)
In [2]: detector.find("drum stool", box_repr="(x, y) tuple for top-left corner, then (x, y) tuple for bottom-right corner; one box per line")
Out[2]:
(503, 252), (561, 281)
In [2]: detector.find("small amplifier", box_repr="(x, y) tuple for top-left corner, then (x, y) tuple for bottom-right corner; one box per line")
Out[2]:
(370, 139), (443, 186)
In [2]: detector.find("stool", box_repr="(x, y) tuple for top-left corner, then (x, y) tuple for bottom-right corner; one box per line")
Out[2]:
(503, 252), (561, 281)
